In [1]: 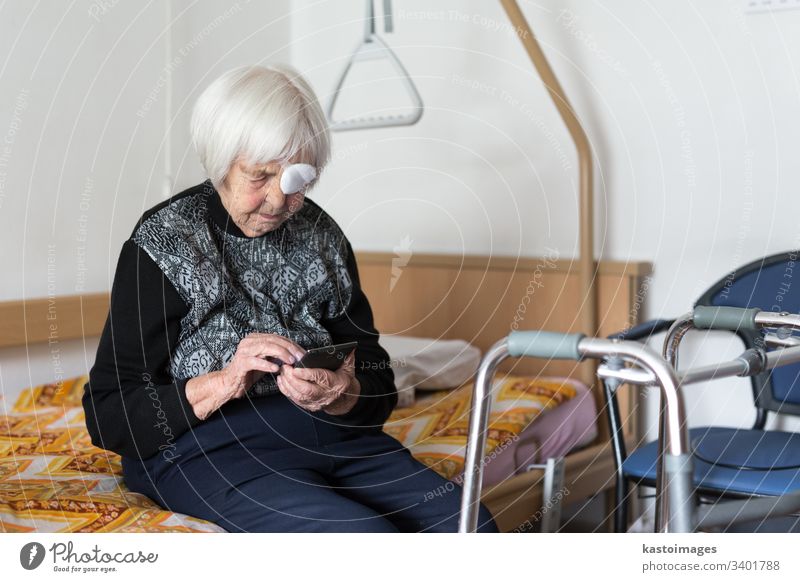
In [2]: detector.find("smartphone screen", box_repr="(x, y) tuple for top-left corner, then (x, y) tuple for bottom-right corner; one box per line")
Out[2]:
(294, 341), (357, 371)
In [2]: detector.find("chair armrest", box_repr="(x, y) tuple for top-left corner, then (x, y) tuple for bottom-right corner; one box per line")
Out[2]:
(695, 490), (800, 530)
(607, 318), (675, 342)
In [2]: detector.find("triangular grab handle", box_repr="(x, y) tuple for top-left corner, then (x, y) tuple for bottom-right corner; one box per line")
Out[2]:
(327, 1), (424, 132)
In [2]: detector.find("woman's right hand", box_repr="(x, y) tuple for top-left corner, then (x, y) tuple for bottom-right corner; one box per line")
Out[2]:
(185, 333), (306, 420)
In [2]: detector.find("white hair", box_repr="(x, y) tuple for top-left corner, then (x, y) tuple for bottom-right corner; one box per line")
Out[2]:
(190, 65), (331, 190)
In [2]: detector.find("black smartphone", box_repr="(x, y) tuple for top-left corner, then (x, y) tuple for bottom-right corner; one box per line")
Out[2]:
(294, 341), (357, 371)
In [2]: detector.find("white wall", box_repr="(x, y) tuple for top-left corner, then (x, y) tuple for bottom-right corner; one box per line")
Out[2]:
(3, 0), (800, 435)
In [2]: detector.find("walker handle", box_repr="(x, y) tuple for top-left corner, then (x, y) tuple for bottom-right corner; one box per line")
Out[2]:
(693, 306), (761, 333)
(507, 330), (586, 360)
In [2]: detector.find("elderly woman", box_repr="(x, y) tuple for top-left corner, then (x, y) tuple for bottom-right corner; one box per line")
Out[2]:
(83, 65), (497, 533)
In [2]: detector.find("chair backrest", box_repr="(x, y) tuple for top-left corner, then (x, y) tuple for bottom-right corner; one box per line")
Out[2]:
(697, 251), (800, 417)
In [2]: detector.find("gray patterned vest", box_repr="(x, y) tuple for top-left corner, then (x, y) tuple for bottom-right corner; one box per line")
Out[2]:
(132, 181), (353, 396)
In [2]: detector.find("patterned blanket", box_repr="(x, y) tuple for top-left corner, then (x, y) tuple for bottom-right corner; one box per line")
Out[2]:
(0, 375), (577, 532)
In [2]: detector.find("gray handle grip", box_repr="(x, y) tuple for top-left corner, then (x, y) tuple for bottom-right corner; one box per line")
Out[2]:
(664, 453), (695, 533)
(507, 331), (586, 360)
(693, 306), (761, 332)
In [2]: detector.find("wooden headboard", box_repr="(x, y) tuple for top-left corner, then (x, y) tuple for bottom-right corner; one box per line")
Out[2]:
(357, 252), (651, 376)
(0, 252), (651, 349)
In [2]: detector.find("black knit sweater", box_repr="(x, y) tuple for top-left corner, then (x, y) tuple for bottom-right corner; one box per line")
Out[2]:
(82, 181), (397, 461)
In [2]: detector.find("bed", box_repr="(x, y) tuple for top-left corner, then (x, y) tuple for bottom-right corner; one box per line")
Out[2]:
(0, 250), (649, 532)
(2, 371), (586, 533)
(0, 377), (224, 533)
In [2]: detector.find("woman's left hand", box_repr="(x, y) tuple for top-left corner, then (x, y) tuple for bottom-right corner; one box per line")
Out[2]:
(277, 350), (360, 414)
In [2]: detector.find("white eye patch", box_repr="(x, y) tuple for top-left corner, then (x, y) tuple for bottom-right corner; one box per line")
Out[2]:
(280, 163), (317, 195)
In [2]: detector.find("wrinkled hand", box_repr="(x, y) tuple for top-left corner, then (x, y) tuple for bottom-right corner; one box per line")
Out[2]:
(223, 332), (305, 396)
(186, 333), (305, 420)
(277, 350), (360, 414)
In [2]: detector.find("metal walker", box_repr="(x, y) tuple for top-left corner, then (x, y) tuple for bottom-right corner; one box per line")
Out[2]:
(459, 306), (800, 533)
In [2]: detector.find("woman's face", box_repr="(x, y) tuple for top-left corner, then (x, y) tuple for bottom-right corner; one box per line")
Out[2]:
(218, 158), (306, 237)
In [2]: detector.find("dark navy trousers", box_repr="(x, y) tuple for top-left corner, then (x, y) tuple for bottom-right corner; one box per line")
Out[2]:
(122, 393), (498, 533)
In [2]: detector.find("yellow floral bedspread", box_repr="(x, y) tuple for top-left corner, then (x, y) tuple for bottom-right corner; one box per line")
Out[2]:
(0, 375), (577, 532)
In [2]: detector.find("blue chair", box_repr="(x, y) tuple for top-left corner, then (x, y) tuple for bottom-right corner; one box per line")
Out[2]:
(605, 251), (800, 532)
